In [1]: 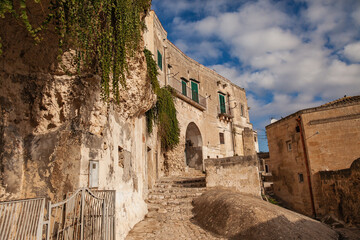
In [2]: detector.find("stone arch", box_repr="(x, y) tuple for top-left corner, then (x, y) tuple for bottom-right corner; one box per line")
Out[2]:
(185, 122), (203, 170)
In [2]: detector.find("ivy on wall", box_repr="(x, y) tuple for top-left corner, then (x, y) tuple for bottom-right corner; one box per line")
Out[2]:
(0, 0), (151, 101)
(144, 48), (180, 150)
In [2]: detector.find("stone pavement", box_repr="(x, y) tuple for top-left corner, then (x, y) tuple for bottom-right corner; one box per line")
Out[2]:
(125, 176), (226, 240)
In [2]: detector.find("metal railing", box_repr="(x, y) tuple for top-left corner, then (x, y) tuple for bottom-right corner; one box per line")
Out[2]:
(167, 77), (207, 108)
(0, 197), (45, 240)
(0, 188), (115, 240)
(46, 188), (112, 240)
(217, 105), (233, 117)
(94, 190), (115, 240)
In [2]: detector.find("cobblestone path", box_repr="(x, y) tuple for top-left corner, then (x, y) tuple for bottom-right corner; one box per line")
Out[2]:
(125, 176), (226, 240)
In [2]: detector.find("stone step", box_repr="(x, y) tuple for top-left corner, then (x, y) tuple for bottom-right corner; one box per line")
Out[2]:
(154, 182), (206, 188)
(147, 203), (194, 212)
(148, 191), (203, 200)
(157, 177), (205, 184)
(149, 186), (206, 194)
(146, 197), (194, 205)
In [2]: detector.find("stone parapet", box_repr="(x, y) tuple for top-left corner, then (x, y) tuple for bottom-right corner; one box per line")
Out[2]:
(204, 155), (261, 198)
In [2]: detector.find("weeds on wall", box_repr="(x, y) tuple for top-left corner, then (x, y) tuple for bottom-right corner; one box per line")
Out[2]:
(144, 49), (180, 150)
(0, 0), (150, 101)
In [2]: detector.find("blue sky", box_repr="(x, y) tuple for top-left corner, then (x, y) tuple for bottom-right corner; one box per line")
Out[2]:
(151, 0), (360, 152)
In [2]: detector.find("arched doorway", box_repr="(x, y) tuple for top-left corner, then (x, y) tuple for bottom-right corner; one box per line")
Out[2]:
(185, 122), (203, 170)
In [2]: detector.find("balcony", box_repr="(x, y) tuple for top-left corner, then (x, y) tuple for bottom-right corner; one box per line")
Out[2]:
(167, 77), (207, 110)
(218, 105), (233, 122)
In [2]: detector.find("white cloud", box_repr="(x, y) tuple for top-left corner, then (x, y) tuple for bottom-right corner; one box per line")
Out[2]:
(343, 42), (360, 62)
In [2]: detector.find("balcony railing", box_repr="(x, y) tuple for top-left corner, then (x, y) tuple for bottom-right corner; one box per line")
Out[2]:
(217, 105), (233, 118)
(168, 77), (207, 109)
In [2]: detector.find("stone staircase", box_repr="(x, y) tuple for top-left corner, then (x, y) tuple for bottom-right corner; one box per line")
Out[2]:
(145, 176), (207, 221)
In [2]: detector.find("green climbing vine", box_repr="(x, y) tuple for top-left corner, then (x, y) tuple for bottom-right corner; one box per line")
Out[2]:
(0, 0), (150, 101)
(144, 48), (180, 150)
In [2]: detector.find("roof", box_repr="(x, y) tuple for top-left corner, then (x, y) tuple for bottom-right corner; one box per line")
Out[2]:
(266, 95), (360, 128)
(319, 95), (360, 108)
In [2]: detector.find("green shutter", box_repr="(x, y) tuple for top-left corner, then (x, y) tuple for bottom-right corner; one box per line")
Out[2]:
(157, 50), (162, 70)
(191, 81), (199, 103)
(219, 94), (226, 113)
(182, 80), (187, 96)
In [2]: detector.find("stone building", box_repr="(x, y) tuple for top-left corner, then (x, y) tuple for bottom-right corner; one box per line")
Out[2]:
(144, 11), (258, 178)
(266, 96), (360, 223)
(0, 6), (259, 239)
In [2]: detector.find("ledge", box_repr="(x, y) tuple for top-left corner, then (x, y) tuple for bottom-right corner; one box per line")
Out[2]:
(174, 91), (206, 111)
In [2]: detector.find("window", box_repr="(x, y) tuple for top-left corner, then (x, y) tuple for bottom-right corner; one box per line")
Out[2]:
(286, 140), (292, 151)
(298, 173), (304, 183)
(240, 104), (244, 116)
(254, 136), (257, 142)
(157, 50), (162, 70)
(89, 160), (99, 188)
(191, 81), (199, 103)
(219, 132), (225, 144)
(219, 94), (226, 114)
(181, 79), (187, 96)
(265, 164), (269, 173)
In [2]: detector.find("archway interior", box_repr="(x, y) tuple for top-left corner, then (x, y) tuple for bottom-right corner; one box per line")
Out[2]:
(185, 122), (203, 170)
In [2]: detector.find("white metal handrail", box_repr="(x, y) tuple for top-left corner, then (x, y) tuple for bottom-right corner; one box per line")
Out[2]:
(0, 188), (115, 240)
(0, 197), (45, 240)
(46, 188), (107, 240)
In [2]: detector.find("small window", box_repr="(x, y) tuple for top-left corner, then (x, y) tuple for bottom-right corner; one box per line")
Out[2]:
(296, 126), (300, 132)
(219, 94), (226, 114)
(240, 104), (244, 116)
(181, 80), (187, 96)
(286, 140), (292, 151)
(265, 164), (269, 173)
(219, 132), (225, 144)
(191, 81), (199, 103)
(254, 136), (257, 142)
(298, 173), (304, 183)
(157, 50), (162, 70)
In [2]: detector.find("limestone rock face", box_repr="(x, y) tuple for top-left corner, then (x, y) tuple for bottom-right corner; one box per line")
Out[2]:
(0, 4), (155, 201)
(192, 188), (339, 240)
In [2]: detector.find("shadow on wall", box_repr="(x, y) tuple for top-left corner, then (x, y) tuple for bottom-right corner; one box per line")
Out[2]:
(319, 157), (360, 226)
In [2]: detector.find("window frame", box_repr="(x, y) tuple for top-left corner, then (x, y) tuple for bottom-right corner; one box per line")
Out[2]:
(181, 78), (188, 96)
(191, 81), (199, 103)
(286, 140), (292, 151)
(219, 132), (225, 144)
(219, 93), (226, 114)
(157, 50), (162, 71)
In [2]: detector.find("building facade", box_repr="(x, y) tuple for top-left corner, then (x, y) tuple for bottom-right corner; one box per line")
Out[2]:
(266, 96), (360, 219)
(144, 11), (258, 176)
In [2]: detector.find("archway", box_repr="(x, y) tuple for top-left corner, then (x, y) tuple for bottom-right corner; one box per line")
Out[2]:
(185, 122), (203, 170)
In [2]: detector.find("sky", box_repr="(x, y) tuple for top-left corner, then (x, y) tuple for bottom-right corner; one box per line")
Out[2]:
(151, 0), (360, 152)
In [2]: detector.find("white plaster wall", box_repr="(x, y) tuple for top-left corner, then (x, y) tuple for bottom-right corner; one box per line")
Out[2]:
(79, 109), (148, 239)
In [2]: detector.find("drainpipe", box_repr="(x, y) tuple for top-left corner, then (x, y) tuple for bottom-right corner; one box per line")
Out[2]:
(296, 116), (316, 218)
(227, 94), (236, 155)
(230, 121), (236, 155)
(163, 44), (167, 86)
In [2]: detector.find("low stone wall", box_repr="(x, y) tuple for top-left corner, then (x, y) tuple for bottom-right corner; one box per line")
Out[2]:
(319, 158), (360, 226)
(205, 155), (261, 198)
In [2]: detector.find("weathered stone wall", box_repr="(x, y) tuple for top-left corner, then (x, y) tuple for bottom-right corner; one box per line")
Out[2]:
(301, 103), (360, 215)
(204, 155), (261, 197)
(0, 3), (155, 239)
(266, 99), (360, 218)
(319, 158), (360, 226)
(266, 115), (313, 216)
